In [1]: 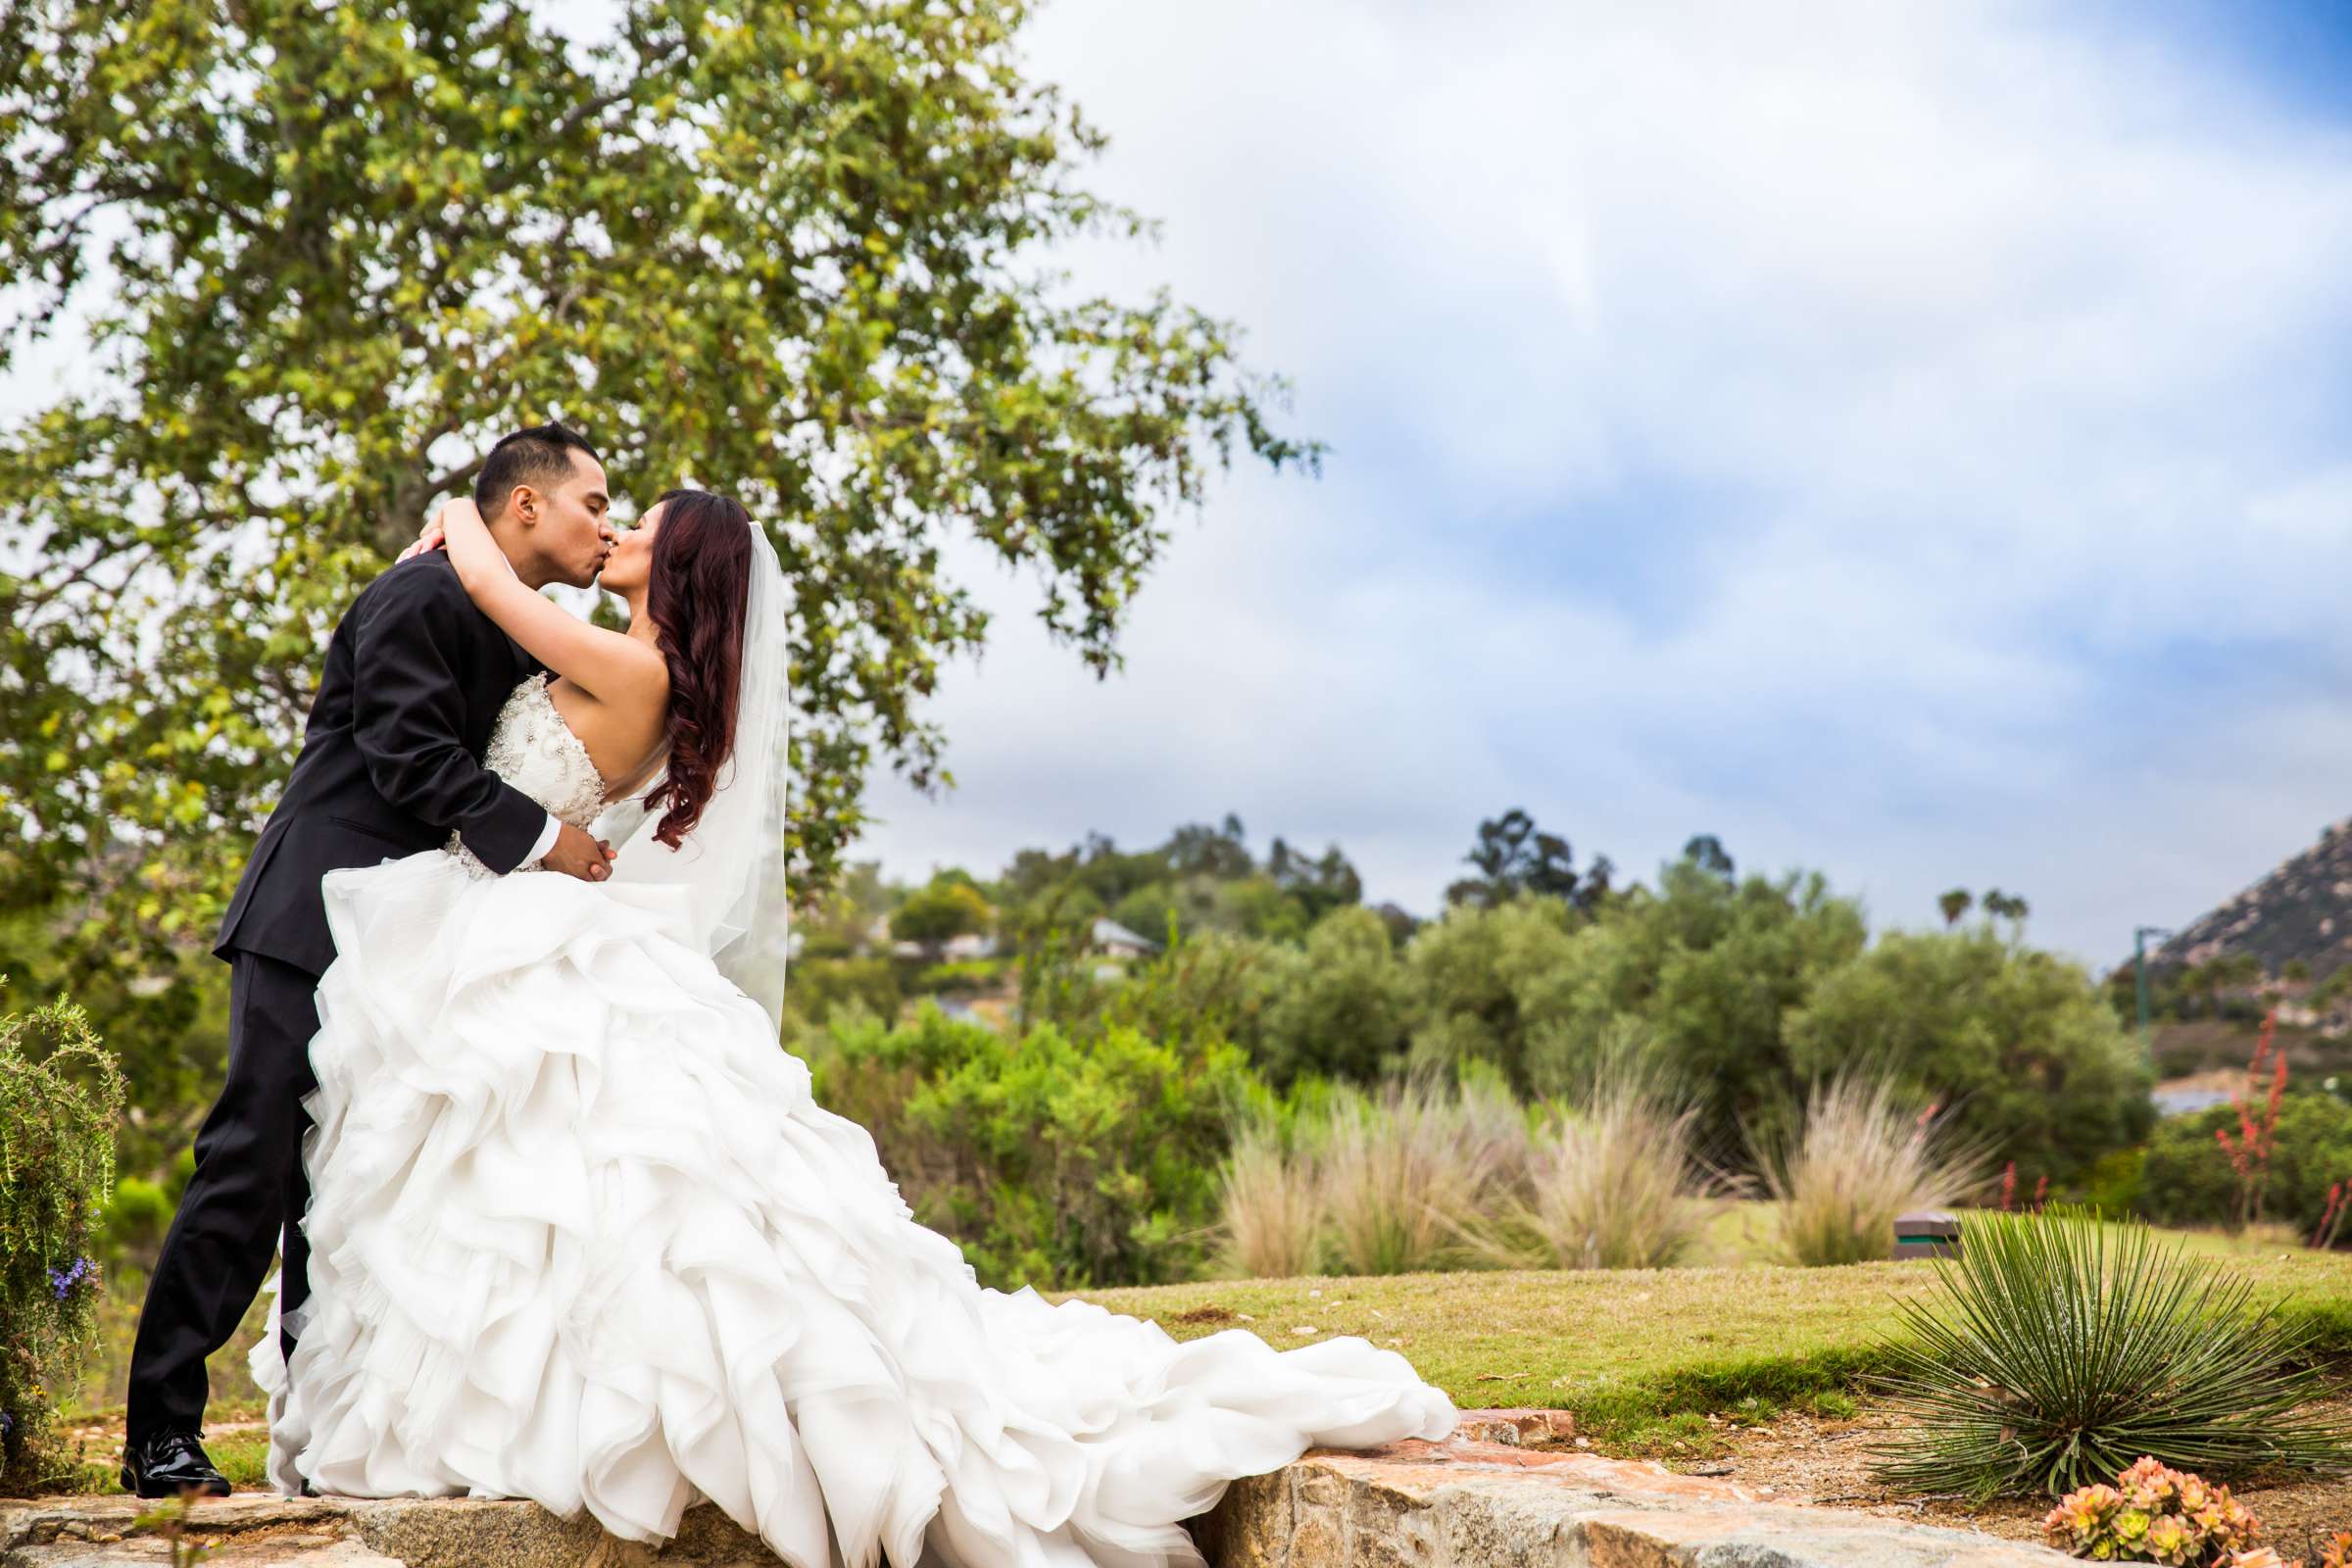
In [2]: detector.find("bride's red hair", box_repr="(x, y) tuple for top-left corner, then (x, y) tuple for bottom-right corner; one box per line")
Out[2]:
(640, 489), (755, 849)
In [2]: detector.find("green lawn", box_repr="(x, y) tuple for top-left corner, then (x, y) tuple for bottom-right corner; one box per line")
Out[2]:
(1056, 1217), (2352, 1449)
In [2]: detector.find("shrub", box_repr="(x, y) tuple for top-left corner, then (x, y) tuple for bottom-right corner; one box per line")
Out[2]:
(2068, 1146), (2147, 1217)
(1409, 865), (1866, 1152)
(100, 1176), (172, 1267)
(915, 957), (1007, 995)
(888, 877), (993, 955)
(1319, 1066), (1530, 1276)
(1873, 1208), (2352, 1499)
(1618, 866), (1868, 1161)
(1482, 1071), (1715, 1270)
(1763, 1073), (1987, 1267)
(1020, 925), (1280, 1056)
(0, 988), (125, 1494)
(1253, 906), (1416, 1085)
(2142, 1092), (2352, 1239)
(2042, 1457), (2262, 1566)
(1403, 896), (1580, 1097)
(789, 955), (904, 1026)
(1785, 925), (2155, 1184)
(901, 1020), (1260, 1290)
(802, 1004), (1005, 1196)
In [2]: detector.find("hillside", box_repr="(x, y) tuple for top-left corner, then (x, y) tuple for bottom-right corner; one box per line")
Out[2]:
(2157, 817), (2352, 980)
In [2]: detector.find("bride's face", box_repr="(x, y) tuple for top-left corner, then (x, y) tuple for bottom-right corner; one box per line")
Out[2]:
(601, 501), (664, 597)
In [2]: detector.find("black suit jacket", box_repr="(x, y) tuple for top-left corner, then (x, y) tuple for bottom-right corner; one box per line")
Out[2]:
(215, 551), (549, 975)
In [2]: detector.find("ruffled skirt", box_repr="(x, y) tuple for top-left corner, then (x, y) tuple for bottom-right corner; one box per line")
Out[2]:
(250, 850), (1457, 1568)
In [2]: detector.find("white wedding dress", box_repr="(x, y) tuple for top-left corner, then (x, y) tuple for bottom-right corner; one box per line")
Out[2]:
(250, 672), (1457, 1568)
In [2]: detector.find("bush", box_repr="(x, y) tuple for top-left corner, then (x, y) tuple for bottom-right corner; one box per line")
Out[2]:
(2067, 1146), (2147, 1217)
(0, 908), (228, 1180)
(0, 988), (125, 1494)
(1619, 866), (1869, 1161)
(801, 1004), (1004, 1196)
(1253, 906), (1415, 1085)
(1404, 895), (1581, 1097)
(914, 957), (1007, 995)
(100, 1176), (172, 1266)
(790, 956), (905, 1026)
(1872, 1208), (2352, 1499)
(2142, 1092), (2352, 1238)
(1785, 926), (2155, 1184)
(1763, 1073), (1987, 1267)
(1414, 866), (1868, 1155)
(896, 1019), (1261, 1289)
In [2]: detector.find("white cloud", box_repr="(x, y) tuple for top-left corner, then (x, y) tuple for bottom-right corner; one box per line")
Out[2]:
(6, 2), (2343, 969)
(858, 0), (2352, 967)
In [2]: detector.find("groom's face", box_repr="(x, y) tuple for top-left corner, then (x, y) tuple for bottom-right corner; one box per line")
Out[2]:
(525, 451), (617, 590)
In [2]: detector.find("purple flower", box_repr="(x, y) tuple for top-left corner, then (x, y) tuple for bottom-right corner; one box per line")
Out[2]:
(45, 1254), (93, 1302)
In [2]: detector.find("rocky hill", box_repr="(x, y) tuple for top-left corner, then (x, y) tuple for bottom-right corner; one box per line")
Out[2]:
(2156, 817), (2352, 979)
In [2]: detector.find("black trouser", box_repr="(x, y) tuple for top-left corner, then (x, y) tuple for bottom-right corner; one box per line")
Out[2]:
(124, 949), (322, 1446)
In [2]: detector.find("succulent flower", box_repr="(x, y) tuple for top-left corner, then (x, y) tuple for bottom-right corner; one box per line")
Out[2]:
(2045, 1459), (2264, 1566)
(2144, 1516), (2196, 1565)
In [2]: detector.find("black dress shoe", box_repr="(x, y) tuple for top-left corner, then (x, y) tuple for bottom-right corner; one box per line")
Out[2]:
(120, 1428), (233, 1498)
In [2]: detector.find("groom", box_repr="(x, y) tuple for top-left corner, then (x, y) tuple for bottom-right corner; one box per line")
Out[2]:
(122, 424), (621, 1495)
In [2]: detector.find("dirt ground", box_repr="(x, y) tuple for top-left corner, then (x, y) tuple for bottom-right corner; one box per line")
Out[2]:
(1689, 1404), (2352, 1561)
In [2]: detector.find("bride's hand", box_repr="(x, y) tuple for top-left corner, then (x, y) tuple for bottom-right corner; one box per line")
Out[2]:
(396, 519), (445, 563)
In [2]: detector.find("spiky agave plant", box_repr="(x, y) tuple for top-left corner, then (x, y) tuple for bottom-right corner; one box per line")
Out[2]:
(1871, 1206), (2352, 1500)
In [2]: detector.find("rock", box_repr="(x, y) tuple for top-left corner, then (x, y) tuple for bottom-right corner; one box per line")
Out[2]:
(5, 1415), (2073, 1568)
(1449, 1408), (1576, 1447)
(1193, 1413), (2076, 1567)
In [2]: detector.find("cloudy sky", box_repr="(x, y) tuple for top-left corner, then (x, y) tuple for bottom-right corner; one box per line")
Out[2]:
(841, 0), (2352, 968)
(10, 3), (2347, 970)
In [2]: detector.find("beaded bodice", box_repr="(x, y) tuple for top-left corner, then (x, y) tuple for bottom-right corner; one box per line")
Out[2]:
(447, 673), (610, 874)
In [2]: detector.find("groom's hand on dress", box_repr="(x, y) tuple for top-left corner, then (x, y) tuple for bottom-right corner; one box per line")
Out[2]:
(542, 821), (617, 882)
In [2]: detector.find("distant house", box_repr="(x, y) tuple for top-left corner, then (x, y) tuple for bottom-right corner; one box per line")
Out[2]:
(1090, 918), (1160, 959)
(940, 931), (1000, 961)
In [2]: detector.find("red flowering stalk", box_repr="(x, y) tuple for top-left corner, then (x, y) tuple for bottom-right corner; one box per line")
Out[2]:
(2316, 1181), (2349, 1252)
(2000, 1159), (2018, 1212)
(2032, 1173), (2049, 1213)
(2215, 1007), (2285, 1231)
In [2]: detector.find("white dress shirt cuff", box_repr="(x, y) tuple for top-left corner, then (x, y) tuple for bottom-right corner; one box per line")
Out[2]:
(525, 812), (564, 868)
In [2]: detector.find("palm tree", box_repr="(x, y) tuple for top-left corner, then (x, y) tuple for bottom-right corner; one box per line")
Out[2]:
(1980, 889), (2030, 940)
(1937, 889), (1973, 928)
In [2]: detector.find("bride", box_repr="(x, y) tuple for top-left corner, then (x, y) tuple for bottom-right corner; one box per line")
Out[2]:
(250, 487), (1458, 1568)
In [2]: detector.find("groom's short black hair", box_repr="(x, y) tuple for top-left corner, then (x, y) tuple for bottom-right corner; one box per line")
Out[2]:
(475, 423), (601, 517)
